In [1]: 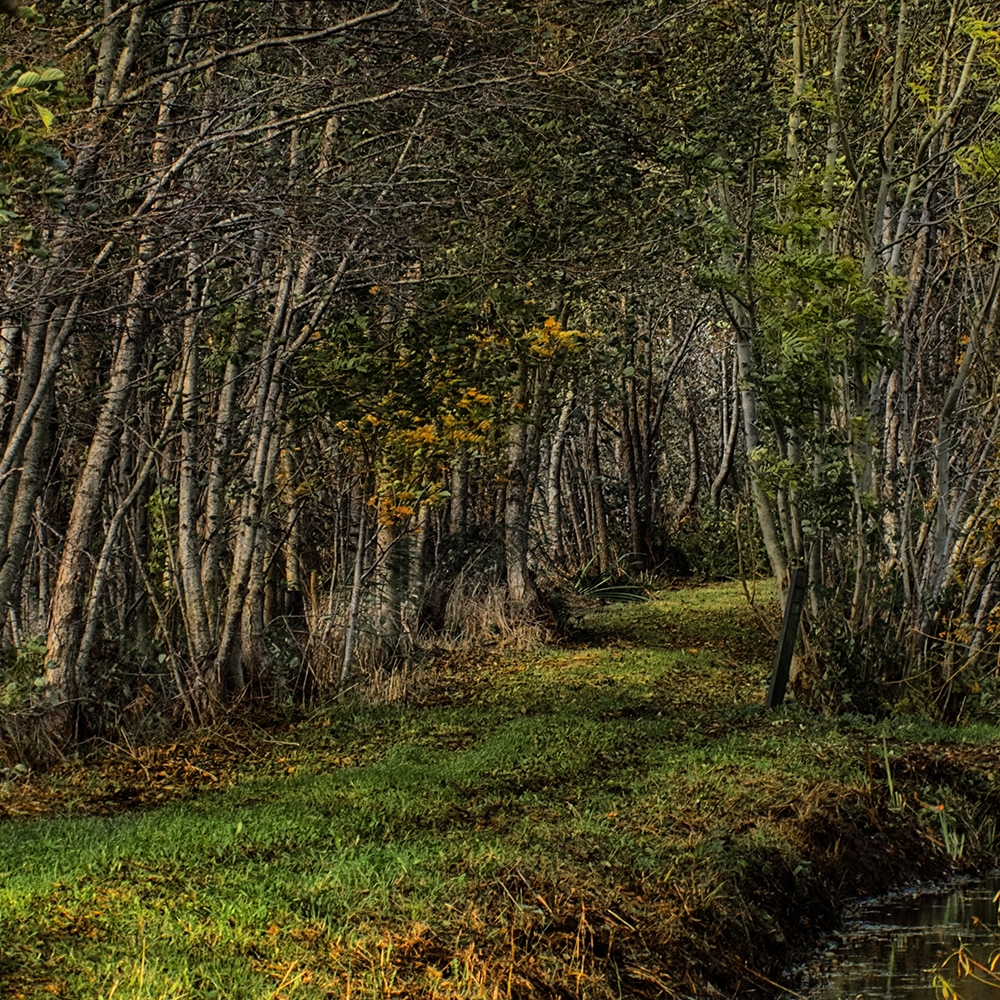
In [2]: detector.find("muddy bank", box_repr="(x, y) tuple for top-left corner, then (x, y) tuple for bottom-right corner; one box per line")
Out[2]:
(695, 741), (1000, 998)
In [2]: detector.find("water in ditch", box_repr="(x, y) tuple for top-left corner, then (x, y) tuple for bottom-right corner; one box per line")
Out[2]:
(803, 876), (1000, 1000)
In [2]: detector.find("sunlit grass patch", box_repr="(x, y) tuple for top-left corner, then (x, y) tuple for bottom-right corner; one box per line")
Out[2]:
(584, 579), (780, 650)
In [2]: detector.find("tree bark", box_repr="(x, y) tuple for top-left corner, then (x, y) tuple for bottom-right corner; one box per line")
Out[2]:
(545, 392), (574, 565)
(44, 265), (151, 739)
(177, 255), (213, 662)
(585, 400), (611, 573)
(505, 361), (543, 608)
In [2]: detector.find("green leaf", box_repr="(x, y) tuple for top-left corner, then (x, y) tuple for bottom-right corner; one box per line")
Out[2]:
(33, 103), (53, 129)
(38, 68), (65, 83)
(15, 71), (41, 89)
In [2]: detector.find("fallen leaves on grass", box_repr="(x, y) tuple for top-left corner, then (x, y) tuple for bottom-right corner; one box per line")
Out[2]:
(0, 724), (355, 820)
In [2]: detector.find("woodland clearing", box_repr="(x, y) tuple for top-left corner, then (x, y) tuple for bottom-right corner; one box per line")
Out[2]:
(2, 582), (998, 999)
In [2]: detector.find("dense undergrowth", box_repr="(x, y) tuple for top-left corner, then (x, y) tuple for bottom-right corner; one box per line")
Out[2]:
(1, 583), (999, 999)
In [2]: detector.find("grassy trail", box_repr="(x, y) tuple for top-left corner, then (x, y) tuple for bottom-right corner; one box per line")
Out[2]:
(2, 583), (998, 999)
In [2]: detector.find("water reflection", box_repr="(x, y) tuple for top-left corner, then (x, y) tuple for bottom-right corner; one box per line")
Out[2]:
(807, 877), (1000, 1000)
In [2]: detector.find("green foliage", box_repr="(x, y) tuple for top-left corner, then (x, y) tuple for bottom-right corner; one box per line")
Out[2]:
(0, 61), (70, 251)
(201, 302), (267, 371)
(0, 634), (46, 709)
(292, 284), (597, 519)
(572, 554), (649, 604)
(748, 185), (889, 417)
(752, 291), (885, 426)
(675, 505), (767, 580)
(750, 427), (877, 540)
(145, 485), (178, 599)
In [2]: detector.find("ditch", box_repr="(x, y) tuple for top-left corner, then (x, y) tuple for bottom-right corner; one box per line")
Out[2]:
(800, 875), (1000, 1000)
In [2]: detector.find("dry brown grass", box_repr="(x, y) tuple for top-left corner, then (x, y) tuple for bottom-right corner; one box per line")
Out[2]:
(433, 576), (555, 650)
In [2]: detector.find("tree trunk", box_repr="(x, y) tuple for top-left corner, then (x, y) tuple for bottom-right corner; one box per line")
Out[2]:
(178, 256), (213, 662)
(340, 512), (368, 689)
(734, 328), (789, 589)
(44, 266), (151, 740)
(0, 387), (53, 616)
(545, 392), (574, 565)
(710, 352), (740, 508)
(505, 361), (542, 609)
(585, 400), (611, 573)
(620, 377), (644, 565)
(674, 392), (701, 528)
(202, 352), (240, 629)
(449, 461), (467, 536)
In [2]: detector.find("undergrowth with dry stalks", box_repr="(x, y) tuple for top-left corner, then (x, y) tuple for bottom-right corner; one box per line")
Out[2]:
(2, 582), (999, 999)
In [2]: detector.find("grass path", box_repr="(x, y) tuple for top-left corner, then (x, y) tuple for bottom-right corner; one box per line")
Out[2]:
(2, 583), (999, 999)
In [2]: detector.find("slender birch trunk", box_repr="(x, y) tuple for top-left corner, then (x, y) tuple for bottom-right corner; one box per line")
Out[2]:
(545, 393), (574, 564)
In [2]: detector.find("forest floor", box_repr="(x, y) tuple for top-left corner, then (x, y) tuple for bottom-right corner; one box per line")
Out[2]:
(2, 581), (1000, 1000)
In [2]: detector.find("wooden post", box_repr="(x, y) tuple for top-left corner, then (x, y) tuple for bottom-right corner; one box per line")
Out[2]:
(766, 566), (807, 708)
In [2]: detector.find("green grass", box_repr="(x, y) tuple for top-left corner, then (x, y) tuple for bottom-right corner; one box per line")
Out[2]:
(2, 582), (999, 999)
